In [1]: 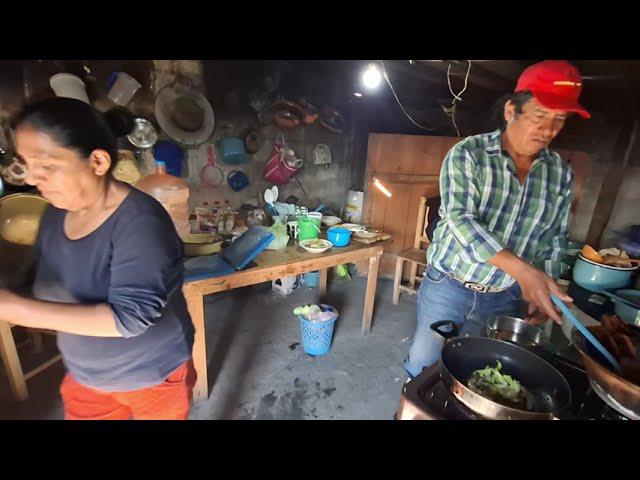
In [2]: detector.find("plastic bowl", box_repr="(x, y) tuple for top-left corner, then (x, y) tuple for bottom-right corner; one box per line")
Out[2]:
(327, 227), (352, 247)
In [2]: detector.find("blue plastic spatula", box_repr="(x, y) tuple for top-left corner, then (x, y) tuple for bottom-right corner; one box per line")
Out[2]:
(550, 294), (622, 374)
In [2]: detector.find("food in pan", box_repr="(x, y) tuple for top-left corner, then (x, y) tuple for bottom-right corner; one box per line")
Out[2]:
(467, 360), (529, 409)
(588, 315), (640, 385)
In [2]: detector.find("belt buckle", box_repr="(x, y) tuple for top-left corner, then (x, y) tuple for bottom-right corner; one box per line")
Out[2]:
(464, 282), (489, 293)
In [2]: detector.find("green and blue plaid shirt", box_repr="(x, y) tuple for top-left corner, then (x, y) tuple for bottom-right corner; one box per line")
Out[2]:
(427, 129), (573, 289)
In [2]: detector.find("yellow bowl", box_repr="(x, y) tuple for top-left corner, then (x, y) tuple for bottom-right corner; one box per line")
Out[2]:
(0, 193), (50, 246)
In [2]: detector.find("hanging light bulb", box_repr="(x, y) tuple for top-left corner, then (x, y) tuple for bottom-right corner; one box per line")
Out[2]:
(362, 63), (382, 90)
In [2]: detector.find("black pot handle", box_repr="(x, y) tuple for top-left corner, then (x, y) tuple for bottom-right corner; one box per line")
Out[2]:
(430, 320), (459, 339)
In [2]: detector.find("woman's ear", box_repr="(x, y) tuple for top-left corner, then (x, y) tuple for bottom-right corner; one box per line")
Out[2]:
(89, 149), (112, 177)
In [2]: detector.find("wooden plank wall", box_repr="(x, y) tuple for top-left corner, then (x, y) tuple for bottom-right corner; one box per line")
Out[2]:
(360, 133), (594, 279)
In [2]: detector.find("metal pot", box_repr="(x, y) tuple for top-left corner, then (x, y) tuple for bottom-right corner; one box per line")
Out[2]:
(431, 321), (572, 420)
(572, 254), (638, 293)
(486, 315), (549, 349)
(571, 326), (640, 419)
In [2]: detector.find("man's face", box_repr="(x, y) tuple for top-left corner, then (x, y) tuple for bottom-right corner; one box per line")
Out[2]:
(504, 97), (569, 157)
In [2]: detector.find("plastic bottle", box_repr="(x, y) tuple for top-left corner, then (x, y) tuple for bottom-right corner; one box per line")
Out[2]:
(223, 200), (235, 233)
(135, 160), (190, 238)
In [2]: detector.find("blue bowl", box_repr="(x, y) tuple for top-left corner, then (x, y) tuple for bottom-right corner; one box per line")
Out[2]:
(572, 255), (637, 293)
(327, 227), (351, 247)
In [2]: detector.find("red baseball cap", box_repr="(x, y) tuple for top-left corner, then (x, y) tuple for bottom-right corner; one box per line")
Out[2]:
(515, 60), (591, 119)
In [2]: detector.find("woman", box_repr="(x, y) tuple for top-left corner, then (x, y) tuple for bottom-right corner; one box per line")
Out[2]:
(0, 97), (195, 420)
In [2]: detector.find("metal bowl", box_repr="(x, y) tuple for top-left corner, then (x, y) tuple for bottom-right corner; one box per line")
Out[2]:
(127, 118), (158, 149)
(0, 193), (49, 246)
(485, 315), (549, 349)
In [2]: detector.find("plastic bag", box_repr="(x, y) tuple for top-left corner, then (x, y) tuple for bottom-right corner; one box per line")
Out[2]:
(265, 218), (289, 250)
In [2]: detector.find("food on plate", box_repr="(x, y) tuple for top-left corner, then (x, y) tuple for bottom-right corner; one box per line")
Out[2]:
(467, 360), (529, 410)
(305, 239), (328, 249)
(588, 315), (640, 385)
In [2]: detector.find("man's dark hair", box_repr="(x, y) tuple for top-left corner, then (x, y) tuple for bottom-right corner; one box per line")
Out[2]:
(492, 90), (534, 131)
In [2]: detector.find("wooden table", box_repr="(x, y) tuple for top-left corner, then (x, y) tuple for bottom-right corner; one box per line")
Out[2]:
(182, 242), (384, 404)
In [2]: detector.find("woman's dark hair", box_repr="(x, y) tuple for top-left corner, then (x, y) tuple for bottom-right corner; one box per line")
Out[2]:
(12, 97), (133, 175)
(491, 90), (534, 131)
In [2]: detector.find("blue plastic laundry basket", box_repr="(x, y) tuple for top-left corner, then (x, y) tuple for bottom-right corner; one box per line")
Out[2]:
(297, 304), (339, 356)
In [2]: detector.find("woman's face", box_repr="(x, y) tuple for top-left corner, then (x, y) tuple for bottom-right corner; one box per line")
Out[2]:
(14, 126), (110, 211)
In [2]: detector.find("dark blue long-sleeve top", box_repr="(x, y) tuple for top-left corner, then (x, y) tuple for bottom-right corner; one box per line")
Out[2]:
(31, 188), (194, 391)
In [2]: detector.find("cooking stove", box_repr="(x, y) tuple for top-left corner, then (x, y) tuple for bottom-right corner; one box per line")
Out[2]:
(396, 356), (631, 420)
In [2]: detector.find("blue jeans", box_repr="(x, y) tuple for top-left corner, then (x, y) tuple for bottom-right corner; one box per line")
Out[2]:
(403, 266), (526, 378)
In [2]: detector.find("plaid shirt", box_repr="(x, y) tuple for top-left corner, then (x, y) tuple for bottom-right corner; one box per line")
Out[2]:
(427, 129), (573, 289)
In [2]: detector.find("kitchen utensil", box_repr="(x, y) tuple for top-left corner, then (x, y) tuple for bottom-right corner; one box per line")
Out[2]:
(218, 137), (247, 165)
(183, 233), (222, 257)
(299, 239), (333, 254)
(319, 107), (345, 134)
(572, 254), (637, 293)
(49, 73), (90, 104)
(155, 83), (215, 146)
(550, 294), (622, 373)
(601, 289), (640, 326)
(321, 216), (342, 227)
(0, 193), (49, 246)
(264, 186), (278, 206)
(354, 230), (379, 240)
(431, 322), (572, 420)
(201, 145), (224, 188)
(274, 109), (301, 129)
(227, 170), (249, 192)
(243, 129), (264, 154)
(107, 72), (141, 106)
(298, 217), (321, 241)
(571, 325), (640, 420)
(152, 140), (184, 177)
(313, 144), (332, 166)
(127, 118), (158, 149)
(298, 99), (319, 124)
(327, 227), (352, 247)
(340, 223), (366, 233)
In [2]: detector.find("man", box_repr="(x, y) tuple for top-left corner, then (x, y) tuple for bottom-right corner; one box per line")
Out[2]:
(404, 60), (591, 378)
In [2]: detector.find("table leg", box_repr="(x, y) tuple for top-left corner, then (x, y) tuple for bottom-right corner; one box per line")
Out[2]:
(362, 254), (381, 334)
(184, 289), (208, 404)
(319, 269), (328, 297)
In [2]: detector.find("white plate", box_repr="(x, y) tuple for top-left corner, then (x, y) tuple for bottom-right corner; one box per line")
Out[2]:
(299, 239), (333, 254)
(321, 216), (342, 227)
(339, 223), (366, 232)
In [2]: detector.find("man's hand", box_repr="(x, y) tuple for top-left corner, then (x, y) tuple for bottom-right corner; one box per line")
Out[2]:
(488, 250), (572, 324)
(512, 264), (572, 324)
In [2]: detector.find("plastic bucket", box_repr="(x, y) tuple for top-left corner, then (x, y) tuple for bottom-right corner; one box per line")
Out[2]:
(303, 271), (320, 288)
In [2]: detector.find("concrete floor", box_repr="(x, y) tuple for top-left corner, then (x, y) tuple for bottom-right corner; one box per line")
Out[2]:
(0, 277), (418, 420)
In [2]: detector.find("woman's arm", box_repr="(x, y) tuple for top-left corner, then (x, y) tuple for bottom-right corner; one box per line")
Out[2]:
(0, 289), (122, 336)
